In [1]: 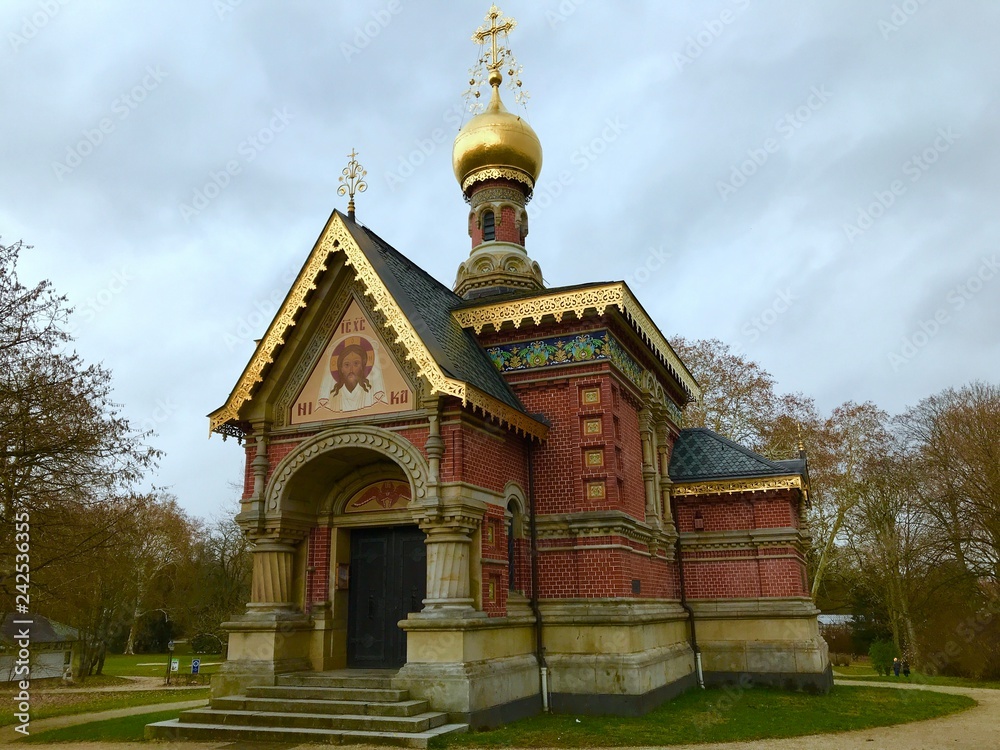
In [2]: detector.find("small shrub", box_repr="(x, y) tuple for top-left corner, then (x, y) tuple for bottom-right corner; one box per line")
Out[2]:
(869, 639), (900, 676)
(830, 652), (852, 667)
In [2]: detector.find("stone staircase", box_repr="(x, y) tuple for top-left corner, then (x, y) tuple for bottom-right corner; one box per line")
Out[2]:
(146, 670), (468, 747)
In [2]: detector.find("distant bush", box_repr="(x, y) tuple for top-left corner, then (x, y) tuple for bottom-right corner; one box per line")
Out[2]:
(820, 622), (855, 655)
(869, 639), (900, 676)
(190, 633), (224, 655)
(830, 652), (852, 667)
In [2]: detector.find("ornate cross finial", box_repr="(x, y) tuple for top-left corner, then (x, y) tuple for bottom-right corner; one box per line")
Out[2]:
(473, 4), (516, 82)
(463, 5), (529, 114)
(337, 148), (367, 220)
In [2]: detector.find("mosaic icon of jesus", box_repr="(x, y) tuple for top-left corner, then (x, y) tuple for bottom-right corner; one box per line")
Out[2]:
(317, 335), (387, 412)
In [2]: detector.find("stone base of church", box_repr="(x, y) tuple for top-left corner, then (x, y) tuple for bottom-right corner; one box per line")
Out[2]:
(396, 614), (540, 728)
(549, 670), (697, 716)
(212, 611), (314, 698)
(540, 600), (695, 715)
(394, 654), (542, 728)
(690, 597), (832, 694)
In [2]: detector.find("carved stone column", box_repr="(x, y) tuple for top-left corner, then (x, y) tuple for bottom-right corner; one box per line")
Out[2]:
(248, 537), (299, 612)
(656, 422), (677, 537)
(639, 409), (660, 526)
(418, 511), (482, 614)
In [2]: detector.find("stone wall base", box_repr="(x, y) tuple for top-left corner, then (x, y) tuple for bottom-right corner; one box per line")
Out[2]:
(394, 653), (541, 729)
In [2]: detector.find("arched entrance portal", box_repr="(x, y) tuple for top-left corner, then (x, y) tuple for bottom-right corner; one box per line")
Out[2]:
(251, 425), (432, 672)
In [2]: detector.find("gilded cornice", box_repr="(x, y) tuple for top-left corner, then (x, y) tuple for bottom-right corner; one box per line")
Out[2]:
(451, 282), (700, 401)
(671, 475), (803, 498)
(209, 212), (547, 439)
(461, 167), (535, 198)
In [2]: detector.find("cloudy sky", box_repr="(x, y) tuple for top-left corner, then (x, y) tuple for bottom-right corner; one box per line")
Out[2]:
(2, 1), (997, 520)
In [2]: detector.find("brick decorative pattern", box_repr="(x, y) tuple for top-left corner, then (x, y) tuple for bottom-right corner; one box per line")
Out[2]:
(481, 503), (511, 617)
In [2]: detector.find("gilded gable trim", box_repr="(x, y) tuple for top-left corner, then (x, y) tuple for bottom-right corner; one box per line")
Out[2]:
(451, 283), (700, 400)
(671, 475), (803, 497)
(209, 212), (547, 439)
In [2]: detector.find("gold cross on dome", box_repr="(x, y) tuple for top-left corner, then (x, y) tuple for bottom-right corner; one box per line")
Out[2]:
(473, 5), (516, 77)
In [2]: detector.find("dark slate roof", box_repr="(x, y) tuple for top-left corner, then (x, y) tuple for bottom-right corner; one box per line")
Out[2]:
(341, 216), (529, 415)
(2, 613), (79, 644)
(669, 427), (806, 482)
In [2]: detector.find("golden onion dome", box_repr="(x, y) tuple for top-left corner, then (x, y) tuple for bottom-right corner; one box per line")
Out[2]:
(453, 80), (542, 196)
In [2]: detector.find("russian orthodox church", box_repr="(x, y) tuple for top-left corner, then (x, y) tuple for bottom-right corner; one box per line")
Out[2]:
(150, 6), (830, 743)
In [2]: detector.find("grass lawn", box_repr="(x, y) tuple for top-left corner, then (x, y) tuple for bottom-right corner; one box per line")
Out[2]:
(431, 685), (975, 748)
(833, 663), (1000, 689)
(23, 708), (183, 744)
(0, 689), (209, 728)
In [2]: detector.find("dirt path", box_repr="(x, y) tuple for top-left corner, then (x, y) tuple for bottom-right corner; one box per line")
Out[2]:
(0, 679), (992, 749)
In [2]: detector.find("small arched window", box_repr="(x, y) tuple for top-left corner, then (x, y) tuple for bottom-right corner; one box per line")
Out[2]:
(506, 498), (524, 592)
(482, 210), (496, 241)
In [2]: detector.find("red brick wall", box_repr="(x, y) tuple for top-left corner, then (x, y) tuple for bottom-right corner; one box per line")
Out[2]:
(675, 489), (809, 599)
(242, 442), (254, 499)
(439, 416), (529, 494)
(306, 526), (331, 612)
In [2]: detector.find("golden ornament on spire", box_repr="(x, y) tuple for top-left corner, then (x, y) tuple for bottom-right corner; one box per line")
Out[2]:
(337, 149), (367, 220)
(473, 5), (516, 82)
(454, 6), (541, 198)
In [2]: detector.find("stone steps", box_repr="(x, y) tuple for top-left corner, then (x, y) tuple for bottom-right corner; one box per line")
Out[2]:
(145, 670), (468, 748)
(177, 707), (448, 732)
(214, 694), (431, 716)
(145, 720), (469, 748)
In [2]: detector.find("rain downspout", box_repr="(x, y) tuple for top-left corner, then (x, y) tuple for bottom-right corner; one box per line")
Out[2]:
(672, 494), (704, 689)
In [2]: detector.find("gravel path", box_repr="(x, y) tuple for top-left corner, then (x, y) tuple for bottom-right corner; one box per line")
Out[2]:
(0, 678), (992, 749)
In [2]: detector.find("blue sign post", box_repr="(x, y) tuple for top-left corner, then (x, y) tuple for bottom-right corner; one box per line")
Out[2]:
(191, 658), (201, 675)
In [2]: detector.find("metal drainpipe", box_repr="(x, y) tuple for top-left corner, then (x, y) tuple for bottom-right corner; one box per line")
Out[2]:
(672, 495), (704, 689)
(527, 443), (549, 711)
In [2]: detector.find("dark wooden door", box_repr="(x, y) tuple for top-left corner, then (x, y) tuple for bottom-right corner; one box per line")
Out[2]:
(347, 526), (426, 668)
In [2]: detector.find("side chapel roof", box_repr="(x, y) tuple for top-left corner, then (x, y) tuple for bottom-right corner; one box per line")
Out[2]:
(669, 427), (808, 497)
(1, 613), (79, 644)
(208, 210), (547, 439)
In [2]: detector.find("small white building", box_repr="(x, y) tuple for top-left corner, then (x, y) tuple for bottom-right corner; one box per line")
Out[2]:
(1, 613), (79, 681)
